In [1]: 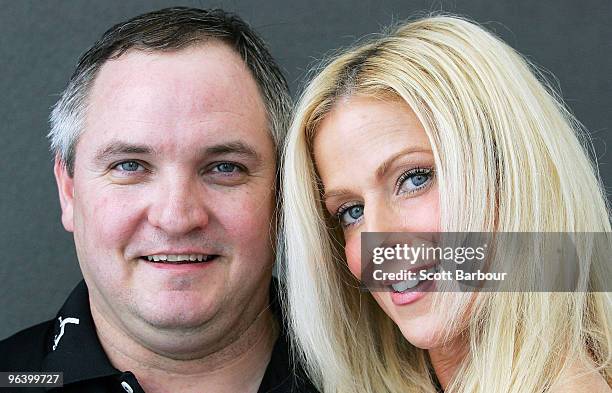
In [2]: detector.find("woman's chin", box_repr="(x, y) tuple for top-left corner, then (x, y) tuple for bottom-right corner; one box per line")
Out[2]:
(387, 305), (452, 349)
(373, 291), (450, 349)
(396, 319), (445, 349)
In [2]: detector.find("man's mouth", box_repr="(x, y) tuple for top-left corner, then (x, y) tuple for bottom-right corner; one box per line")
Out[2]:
(140, 254), (219, 264)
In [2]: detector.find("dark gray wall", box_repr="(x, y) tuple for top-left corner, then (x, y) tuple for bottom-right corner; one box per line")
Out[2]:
(1, 0), (610, 340)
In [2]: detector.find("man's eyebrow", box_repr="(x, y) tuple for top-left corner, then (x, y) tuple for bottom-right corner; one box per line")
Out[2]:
(93, 140), (264, 165)
(203, 141), (263, 164)
(94, 142), (154, 163)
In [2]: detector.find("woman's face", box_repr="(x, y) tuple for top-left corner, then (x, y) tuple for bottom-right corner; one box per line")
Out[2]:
(313, 95), (447, 349)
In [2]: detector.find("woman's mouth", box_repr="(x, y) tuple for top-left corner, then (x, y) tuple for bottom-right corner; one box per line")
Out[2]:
(389, 265), (438, 306)
(390, 264), (438, 292)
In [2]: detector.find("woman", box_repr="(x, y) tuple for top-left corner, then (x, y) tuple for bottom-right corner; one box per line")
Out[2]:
(281, 15), (611, 393)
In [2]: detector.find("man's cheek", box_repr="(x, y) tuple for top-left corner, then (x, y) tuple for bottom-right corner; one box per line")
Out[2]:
(78, 193), (141, 247)
(220, 196), (274, 253)
(224, 191), (273, 228)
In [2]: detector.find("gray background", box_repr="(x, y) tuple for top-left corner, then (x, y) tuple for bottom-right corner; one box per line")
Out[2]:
(1, 0), (610, 340)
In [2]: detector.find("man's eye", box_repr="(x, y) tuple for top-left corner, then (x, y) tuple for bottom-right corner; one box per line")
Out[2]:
(114, 161), (143, 172)
(337, 204), (364, 227)
(212, 163), (241, 173)
(397, 168), (434, 194)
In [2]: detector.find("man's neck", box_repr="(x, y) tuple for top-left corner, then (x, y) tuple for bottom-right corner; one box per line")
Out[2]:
(91, 301), (278, 393)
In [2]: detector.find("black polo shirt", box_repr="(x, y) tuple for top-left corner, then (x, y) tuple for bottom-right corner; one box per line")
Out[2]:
(0, 280), (317, 393)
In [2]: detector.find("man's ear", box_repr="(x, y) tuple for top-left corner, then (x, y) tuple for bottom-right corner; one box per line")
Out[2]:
(54, 156), (75, 232)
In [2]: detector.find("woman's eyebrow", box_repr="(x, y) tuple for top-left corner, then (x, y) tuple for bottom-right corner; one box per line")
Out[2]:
(322, 148), (432, 203)
(322, 189), (352, 203)
(375, 147), (432, 180)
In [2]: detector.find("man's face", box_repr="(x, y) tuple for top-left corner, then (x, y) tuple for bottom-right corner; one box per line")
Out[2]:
(55, 42), (276, 352)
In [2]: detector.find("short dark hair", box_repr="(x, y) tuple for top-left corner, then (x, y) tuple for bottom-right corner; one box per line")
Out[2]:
(49, 7), (291, 175)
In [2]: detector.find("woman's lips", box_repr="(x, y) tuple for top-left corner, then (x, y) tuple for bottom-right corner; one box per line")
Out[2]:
(390, 278), (434, 306)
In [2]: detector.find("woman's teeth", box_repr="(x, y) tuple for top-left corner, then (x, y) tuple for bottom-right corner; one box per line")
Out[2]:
(391, 276), (420, 292)
(390, 265), (438, 292)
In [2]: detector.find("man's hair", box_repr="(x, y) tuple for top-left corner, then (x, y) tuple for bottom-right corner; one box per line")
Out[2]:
(48, 7), (291, 176)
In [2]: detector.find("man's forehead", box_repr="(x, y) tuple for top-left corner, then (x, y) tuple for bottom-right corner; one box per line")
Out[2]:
(91, 41), (261, 100)
(73, 41), (273, 163)
(77, 119), (274, 162)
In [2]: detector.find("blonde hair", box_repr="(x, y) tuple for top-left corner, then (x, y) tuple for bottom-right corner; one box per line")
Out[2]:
(281, 15), (611, 393)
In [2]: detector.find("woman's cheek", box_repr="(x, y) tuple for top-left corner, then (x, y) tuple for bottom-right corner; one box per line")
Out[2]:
(344, 237), (362, 279)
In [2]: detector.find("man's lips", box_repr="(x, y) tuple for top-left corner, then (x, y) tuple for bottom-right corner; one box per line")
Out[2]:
(136, 252), (221, 264)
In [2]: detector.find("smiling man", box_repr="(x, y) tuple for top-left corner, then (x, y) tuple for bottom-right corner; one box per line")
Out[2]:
(0, 7), (315, 393)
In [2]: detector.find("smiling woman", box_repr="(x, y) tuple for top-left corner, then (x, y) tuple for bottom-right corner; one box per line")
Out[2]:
(281, 15), (611, 393)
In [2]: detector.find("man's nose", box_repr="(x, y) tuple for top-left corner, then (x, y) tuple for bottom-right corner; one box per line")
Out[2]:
(147, 174), (209, 235)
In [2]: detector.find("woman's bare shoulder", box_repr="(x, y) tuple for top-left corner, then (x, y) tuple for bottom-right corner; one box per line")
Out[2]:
(549, 358), (610, 393)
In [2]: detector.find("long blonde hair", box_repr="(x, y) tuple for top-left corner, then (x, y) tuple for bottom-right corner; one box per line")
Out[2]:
(280, 15), (611, 393)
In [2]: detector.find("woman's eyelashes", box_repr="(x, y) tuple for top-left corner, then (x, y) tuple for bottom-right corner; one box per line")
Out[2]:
(336, 203), (364, 227)
(334, 167), (435, 228)
(396, 167), (434, 195)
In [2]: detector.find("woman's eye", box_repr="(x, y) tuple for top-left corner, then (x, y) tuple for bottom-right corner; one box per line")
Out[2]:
(212, 162), (241, 173)
(114, 161), (143, 172)
(398, 168), (434, 194)
(338, 204), (364, 227)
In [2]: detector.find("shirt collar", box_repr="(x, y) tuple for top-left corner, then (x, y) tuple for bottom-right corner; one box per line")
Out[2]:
(40, 278), (311, 392)
(41, 280), (119, 386)
(259, 279), (315, 392)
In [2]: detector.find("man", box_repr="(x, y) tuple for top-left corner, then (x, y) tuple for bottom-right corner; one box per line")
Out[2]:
(0, 7), (315, 393)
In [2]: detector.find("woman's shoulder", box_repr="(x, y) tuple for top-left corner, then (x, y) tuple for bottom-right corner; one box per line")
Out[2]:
(549, 358), (610, 393)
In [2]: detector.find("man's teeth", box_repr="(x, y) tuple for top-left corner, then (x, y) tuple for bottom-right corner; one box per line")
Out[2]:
(145, 254), (211, 262)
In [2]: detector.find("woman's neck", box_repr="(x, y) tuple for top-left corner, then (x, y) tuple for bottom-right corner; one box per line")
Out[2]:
(427, 336), (467, 390)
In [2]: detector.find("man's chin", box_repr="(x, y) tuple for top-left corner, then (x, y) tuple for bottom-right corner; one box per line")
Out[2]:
(134, 320), (223, 359)
(129, 275), (226, 323)
(142, 313), (213, 332)
(132, 300), (221, 333)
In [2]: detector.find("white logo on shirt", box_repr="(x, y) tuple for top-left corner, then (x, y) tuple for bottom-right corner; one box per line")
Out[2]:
(52, 316), (80, 351)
